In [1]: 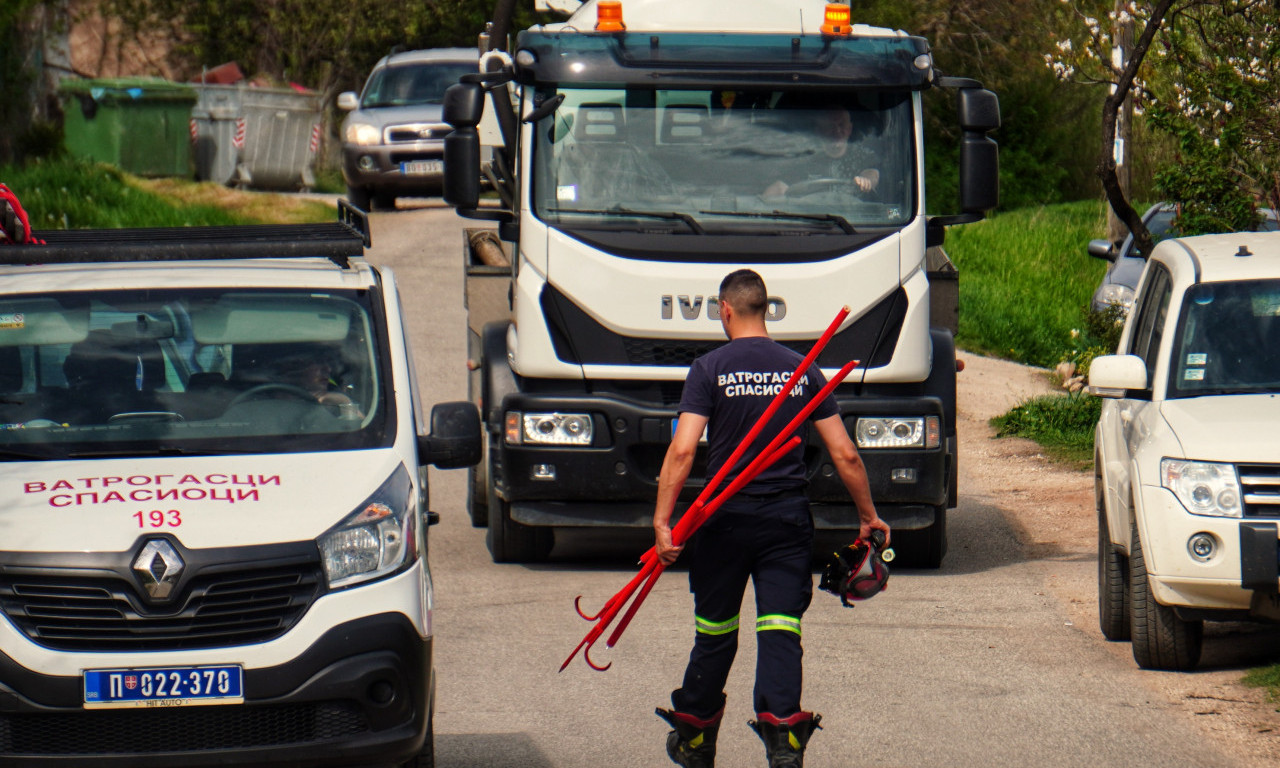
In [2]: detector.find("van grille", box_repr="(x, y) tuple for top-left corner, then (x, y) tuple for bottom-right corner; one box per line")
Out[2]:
(0, 563), (323, 652)
(0, 700), (366, 755)
(1238, 463), (1280, 517)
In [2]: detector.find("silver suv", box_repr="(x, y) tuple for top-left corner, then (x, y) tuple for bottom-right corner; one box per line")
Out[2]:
(338, 48), (478, 211)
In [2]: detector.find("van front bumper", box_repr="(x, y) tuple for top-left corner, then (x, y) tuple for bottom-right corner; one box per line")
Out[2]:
(0, 612), (431, 767)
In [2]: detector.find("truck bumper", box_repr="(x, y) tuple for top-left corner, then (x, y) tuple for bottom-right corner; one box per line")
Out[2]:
(0, 613), (431, 767)
(496, 390), (952, 532)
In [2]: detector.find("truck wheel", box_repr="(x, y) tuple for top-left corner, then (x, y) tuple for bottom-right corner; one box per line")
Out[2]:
(373, 191), (397, 211)
(1129, 519), (1202, 670)
(346, 186), (371, 212)
(896, 506), (946, 569)
(486, 479), (553, 563)
(1097, 469), (1130, 640)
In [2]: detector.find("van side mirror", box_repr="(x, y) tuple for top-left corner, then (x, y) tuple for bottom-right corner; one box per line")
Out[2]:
(418, 401), (482, 469)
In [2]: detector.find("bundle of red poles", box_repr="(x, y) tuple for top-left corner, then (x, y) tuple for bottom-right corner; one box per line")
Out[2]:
(561, 305), (857, 672)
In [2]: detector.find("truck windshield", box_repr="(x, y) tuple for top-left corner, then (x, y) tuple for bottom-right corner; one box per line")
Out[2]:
(1169, 279), (1280, 397)
(0, 287), (391, 457)
(531, 88), (914, 234)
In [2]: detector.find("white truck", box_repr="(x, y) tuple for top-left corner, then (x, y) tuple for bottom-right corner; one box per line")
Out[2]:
(1091, 230), (1280, 671)
(442, 0), (1000, 566)
(0, 202), (479, 767)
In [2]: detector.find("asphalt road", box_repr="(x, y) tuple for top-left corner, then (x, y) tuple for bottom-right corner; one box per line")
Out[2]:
(364, 201), (1254, 768)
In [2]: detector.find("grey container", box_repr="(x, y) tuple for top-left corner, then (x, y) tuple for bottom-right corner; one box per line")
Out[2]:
(191, 85), (323, 190)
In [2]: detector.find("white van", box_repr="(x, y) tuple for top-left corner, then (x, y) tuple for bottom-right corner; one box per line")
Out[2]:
(0, 203), (477, 767)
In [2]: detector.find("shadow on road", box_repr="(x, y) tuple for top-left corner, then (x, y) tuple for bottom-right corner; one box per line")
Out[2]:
(436, 732), (555, 768)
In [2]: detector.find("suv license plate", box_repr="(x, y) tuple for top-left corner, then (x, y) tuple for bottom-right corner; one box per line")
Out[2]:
(83, 664), (243, 709)
(400, 160), (442, 175)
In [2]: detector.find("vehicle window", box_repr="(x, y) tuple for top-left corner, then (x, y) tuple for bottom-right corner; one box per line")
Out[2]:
(531, 87), (915, 236)
(0, 288), (392, 456)
(1169, 279), (1280, 398)
(361, 61), (476, 108)
(1126, 265), (1172, 386)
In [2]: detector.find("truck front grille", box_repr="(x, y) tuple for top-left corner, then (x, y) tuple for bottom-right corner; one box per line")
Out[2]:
(1238, 463), (1280, 517)
(0, 562), (323, 652)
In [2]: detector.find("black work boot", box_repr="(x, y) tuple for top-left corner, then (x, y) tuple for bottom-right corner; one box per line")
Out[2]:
(748, 711), (822, 768)
(655, 706), (723, 768)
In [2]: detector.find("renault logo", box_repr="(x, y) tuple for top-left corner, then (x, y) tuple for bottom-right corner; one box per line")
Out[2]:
(133, 539), (184, 600)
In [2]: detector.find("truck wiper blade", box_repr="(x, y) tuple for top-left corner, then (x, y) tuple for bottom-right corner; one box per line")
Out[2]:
(547, 207), (705, 234)
(699, 210), (857, 234)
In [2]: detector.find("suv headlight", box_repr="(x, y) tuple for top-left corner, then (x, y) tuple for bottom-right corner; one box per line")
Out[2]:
(855, 416), (940, 449)
(318, 465), (417, 588)
(1161, 459), (1242, 518)
(344, 122), (382, 146)
(1096, 284), (1135, 313)
(505, 411), (594, 446)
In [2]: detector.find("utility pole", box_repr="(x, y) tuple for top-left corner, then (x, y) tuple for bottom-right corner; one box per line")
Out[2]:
(1108, 0), (1135, 245)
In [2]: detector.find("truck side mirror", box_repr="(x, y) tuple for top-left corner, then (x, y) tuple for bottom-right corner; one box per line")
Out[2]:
(444, 83), (485, 210)
(958, 88), (1000, 216)
(418, 401), (482, 469)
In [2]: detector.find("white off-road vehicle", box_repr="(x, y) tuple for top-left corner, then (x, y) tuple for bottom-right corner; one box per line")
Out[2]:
(1091, 230), (1280, 671)
(0, 202), (479, 766)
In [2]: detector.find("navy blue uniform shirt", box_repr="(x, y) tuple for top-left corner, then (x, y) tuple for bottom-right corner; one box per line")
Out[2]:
(678, 336), (838, 495)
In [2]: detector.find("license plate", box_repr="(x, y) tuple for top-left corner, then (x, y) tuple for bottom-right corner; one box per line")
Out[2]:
(83, 664), (243, 709)
(400, 160), (442, 175)
(672, 418), (708, 443)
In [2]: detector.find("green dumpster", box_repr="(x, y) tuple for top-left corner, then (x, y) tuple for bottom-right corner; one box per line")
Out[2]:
(58, 78), (196, 177)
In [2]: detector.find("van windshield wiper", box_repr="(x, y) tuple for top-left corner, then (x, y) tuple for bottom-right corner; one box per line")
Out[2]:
(0, 448), (57, 461)
(547, 207), (705, 234)
(699, 210), (857, 234)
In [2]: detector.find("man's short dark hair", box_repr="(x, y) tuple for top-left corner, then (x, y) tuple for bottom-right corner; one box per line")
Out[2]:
(719, 269), (767, 317)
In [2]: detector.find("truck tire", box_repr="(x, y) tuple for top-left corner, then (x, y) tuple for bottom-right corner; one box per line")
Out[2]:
(896, 506), (946, 569)
(486, 475), (552, 563)
(467, 441), (489, 528)
(1097, 465), (1130, 641)
(1129, 518), (1202, 670)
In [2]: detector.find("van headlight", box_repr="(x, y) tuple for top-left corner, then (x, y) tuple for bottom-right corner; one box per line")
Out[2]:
(318, 465), (417, 588)
(505, 411), (593, 446)
(855, 416), (940, 449)
(1161, 459), (1242, 518)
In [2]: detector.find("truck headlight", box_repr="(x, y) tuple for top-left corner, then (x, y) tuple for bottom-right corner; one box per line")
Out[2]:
(344, 122), (382, 146)
(318, 465), (417, 588)
(505, 411), (593, 446)
(855, 416), (940, 449)
(1161, 459), (1241, 518)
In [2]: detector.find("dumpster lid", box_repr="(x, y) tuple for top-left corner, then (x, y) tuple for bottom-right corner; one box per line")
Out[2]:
(58, 77), (197, 102)
(3, 201), (369, 267)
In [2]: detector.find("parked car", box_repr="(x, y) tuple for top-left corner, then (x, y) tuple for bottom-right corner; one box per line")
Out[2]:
(1090, 229), (1280, 671)
(338, 49), (479, 211)
(1089, 202), (1278, 315)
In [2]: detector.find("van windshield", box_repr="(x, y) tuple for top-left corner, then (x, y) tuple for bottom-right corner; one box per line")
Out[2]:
(531, 87), (915, 235)
(0, 287), (392, 458)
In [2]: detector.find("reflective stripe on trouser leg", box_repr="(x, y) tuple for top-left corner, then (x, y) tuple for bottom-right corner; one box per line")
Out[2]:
(696, 614), (740, 636)
(755, 614), (801, 635)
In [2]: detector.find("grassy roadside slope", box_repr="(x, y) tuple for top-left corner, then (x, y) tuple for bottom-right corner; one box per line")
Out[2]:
(2, 157), (334, 229)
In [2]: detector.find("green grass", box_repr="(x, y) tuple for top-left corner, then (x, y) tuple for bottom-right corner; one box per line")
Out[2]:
(989, 391), (1102, 468)
(947, 200), (1111, 368)
(2, 156), (333, 229)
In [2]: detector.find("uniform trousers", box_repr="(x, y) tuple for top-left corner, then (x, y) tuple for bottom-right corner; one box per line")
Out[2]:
(671, 493), (814, 720)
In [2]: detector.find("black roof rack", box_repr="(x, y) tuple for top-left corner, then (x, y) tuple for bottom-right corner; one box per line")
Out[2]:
(0, 200), (370, 268)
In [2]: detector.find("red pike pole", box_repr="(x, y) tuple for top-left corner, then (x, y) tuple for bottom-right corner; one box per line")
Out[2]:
(561, 305), (855, 672)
